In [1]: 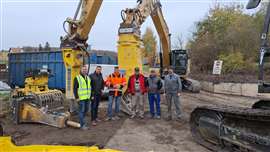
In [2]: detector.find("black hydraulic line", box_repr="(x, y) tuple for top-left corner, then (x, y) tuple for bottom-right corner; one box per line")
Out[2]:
(73, 0), (82, 21)
(121, 10), (126, 22)
(258, 2), (270, 84)
(62, 21), (70, 36)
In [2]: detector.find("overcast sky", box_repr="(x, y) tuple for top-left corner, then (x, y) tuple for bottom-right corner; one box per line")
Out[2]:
(0, 0), (256, 51)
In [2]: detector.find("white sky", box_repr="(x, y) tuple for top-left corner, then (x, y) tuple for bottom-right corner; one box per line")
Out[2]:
(0, 0), (257, 51)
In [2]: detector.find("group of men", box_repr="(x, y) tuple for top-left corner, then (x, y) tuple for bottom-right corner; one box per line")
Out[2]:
(74, 65), (182, 130)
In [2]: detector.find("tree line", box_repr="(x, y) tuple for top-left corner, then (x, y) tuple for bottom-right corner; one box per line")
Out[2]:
(187, 3), (267, 75)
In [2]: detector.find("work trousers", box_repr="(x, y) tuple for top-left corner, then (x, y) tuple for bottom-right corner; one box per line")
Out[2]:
(91, 94), (101, 121)
(131, 92), (144, 117)
(166, 93), (181, 118)
(107, 95), (121, 118)
(78, 100), (90, 127)
(148, 93), (161, 117)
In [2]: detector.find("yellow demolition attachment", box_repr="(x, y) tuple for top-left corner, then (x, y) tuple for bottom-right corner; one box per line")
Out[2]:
(118, 34), (143, 78)
(11, 68), (80, 128)
(0, 137), (121, 152)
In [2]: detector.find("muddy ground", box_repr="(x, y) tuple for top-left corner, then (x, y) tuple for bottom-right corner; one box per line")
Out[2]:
(0, 91), (259, 152)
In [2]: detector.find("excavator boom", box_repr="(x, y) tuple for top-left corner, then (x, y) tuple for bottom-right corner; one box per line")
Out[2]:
(61, 0), (103, 100)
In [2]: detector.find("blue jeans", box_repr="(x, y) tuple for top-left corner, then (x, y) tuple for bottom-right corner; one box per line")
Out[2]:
(91, 94), (101, 121)
(107, 95), (120, 118)
(148, 93), (161, 117)
(78, 100), (90, 127)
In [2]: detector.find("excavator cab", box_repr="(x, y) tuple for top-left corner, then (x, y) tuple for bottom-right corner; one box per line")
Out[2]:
(246, 0), (261, 9)
(170, 50), (188, 76)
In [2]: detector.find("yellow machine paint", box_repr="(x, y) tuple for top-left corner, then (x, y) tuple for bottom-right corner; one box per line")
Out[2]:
(11, 69), (80, 128)
(0, 137), (121, 152)
(22, 73), (50, 94)
(118, 34), (143, 78)
(60, 0), (103, 100)
(62, 48), (84, 99)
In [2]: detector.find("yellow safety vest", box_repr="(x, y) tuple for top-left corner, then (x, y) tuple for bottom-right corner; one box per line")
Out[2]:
(76, 75), (91, 100)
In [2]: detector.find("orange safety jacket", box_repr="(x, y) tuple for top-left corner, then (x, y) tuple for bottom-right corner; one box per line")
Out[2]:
(105, 72), (127, 96)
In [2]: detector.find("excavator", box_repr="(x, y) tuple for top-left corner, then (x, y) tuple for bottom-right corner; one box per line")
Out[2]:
(8, 0), (103, 128)
(190, 0), (270, 151)
(118, 0), (201, 115)
(117, 0), (201, 92)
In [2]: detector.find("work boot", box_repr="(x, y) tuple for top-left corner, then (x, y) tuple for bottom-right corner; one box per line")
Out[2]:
(176, 115), (182, 121)
(81, 125), (89, 130)
(114, 116), (120, 120)
(105, 117), (112, 121)
(96, 118), (102, 122)
(156, 115), (161, 119)
(92, 121), (97, 126)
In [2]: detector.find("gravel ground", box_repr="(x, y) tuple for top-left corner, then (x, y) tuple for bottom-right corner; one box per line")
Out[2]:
(0, 91), (259, 151)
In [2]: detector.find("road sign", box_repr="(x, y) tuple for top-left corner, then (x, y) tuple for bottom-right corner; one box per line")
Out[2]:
(213, 60), (223, 75)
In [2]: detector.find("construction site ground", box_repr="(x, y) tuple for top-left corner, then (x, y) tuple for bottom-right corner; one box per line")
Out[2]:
(0, 91), (258, 152)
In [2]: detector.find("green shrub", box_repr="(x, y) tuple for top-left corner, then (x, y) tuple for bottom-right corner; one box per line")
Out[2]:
(219, 52), (246, 73)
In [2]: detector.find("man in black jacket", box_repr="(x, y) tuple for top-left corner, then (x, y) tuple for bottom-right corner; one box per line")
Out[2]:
(89, 66), (104, 126)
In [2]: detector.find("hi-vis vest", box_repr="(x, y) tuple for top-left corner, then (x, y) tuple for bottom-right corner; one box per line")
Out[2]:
(76, 75), (91, 100)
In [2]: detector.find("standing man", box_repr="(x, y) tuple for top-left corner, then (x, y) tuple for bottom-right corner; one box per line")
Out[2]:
(147, 69), (163, 119)
(105, 66), (126, 121)
(89, 66), (104, 126)
(164, 67), (182, 121)
(127, 67), (147, 119)
(73, 65), (91, 130)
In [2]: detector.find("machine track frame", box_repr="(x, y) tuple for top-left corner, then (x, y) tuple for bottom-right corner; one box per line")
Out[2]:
(190, 105), (270, 152)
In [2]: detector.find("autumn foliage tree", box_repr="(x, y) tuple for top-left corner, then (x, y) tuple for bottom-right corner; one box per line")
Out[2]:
(142, 27), (157, 67)
(188, 4), (264, 74)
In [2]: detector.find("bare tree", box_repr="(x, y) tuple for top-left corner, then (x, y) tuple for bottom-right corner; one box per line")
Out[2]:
(173, 34), (185, 50)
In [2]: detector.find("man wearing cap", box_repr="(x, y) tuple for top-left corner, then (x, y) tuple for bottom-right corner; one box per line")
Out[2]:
(147, 69), (163, 119)
(127, 67), (148, 119)
(105, 66), (126, 121)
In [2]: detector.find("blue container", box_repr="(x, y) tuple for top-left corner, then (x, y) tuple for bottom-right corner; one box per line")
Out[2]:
(8, 51), (118, 91)
(8, 51), (65, 90)
(90, 53), (97, 64)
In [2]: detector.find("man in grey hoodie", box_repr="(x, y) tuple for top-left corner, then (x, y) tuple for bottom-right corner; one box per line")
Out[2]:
(164, 67), (182, 120)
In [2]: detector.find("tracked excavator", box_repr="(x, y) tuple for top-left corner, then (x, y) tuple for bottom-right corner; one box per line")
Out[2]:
(117, 0), (200, 92)
(118, 0), (200, 114)
(9, 0), (103, 128)
(190, 0), (270, 151)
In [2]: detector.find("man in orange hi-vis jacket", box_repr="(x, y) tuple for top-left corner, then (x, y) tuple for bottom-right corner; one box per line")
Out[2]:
(105, 66), (126, 121)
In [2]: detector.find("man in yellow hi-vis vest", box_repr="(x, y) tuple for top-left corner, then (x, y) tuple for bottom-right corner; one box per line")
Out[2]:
(73, 65), (91, 130)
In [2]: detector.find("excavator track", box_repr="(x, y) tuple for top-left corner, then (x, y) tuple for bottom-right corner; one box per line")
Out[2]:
(190, 105), (270, 152)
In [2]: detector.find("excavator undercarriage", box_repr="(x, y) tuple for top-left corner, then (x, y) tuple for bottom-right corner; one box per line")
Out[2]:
(190, 104), (270, 152)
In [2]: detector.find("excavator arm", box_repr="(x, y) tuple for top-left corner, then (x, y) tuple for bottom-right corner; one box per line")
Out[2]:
(61, 0), (103, 99)
(150, 1), (171, 68)
(247, 0), (270, 93)
(118, 0), (170, 77)
(62, 0), (102, 48)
